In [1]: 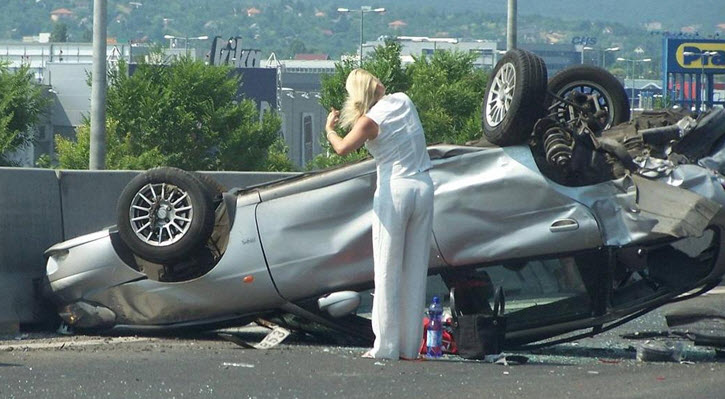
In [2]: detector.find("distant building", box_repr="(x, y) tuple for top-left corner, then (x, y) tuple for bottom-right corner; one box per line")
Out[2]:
(644, 22), (663, 31)
(388, 20), (408, 30)
(363, 36), (579, 75)
(262, 57), (336, 168)
(294, 53), (330, 61)
(620, 78), (663, 110)
(50, 8), (74, 22)
(246, 7), (261, 17)
(518, 43), (580, 75)
(363, 36), (499, 69)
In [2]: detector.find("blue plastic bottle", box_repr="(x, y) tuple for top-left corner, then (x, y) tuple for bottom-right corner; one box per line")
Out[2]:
(426, 296), (443, 358)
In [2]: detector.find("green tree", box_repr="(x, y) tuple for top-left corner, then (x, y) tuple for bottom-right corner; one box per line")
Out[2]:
(0, 62), (49, 166)
(311, 42), (487, 169)
(286, 39), (309, 58)
(310, 41), (412, 170)
(56, 57), (293, 171)
(81, 29), (92, 43)
(56, 118), (168, 169)
(264, 135), (298, 171)
(407, 50), (487, 145)
(51, 23), (68, 43)
(319, 41), (410, 112)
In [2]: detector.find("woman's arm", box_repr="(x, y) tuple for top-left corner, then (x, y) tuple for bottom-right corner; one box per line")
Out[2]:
(326, 110), (379, 156)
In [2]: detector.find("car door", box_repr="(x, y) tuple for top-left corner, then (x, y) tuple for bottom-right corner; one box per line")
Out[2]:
(429, 145), (604, 267)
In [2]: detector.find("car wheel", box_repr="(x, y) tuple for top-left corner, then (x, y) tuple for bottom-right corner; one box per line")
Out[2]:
(482, 49), (548, 146)
(192, 172), (227, 197)
(117, 167), (216, 264)
(546, 65), (630, 131)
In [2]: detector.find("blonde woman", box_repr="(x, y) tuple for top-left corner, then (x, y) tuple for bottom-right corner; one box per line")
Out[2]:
(325, 69), (434, 360)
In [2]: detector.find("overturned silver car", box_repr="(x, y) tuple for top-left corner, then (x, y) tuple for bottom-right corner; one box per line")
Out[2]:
(45, 50), (725, 347)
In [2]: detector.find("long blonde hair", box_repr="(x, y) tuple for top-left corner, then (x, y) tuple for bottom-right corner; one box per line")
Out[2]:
(340, 68), (380, 129)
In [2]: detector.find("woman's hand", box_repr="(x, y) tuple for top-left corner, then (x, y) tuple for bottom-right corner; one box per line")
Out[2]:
(326, 108), (340, 132)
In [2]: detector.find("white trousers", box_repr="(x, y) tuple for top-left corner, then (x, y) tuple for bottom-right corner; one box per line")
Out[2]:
(369, 172), (434, 359)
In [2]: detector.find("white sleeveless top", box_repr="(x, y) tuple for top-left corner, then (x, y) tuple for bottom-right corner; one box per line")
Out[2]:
(364, 93), (431, 182)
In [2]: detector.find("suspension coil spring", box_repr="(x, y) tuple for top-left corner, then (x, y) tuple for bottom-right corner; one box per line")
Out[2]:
(542, 127), (574, 167)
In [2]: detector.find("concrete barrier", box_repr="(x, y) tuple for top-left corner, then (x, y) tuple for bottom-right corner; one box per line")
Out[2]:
(0, 167), (300, 331)
(0, 168), (63, 332)
(57, 170), (141, 240)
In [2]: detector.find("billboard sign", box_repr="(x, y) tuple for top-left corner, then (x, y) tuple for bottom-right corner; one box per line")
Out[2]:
(665, 38), (725, 73)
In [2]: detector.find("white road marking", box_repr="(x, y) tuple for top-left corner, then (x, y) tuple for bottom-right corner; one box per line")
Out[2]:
(0, 336), (152, 351)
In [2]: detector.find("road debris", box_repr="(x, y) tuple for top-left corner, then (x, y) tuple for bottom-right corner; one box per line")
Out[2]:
(221, 362), (255, 368)
(636, 341), (684, 362)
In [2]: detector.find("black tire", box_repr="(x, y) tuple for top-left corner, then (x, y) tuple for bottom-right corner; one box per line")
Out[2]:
(482, 49), (548, 146)
(546, 65), (630, 130)
(192, 172), (227, 197)
(526, 50), (549, 118)
(117, 167), (216, 264)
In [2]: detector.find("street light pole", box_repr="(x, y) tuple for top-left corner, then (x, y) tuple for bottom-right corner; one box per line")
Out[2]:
(602, 46), (619, 69)
(580, 46), (594, 64)
(338, 6), (385, 66)
(360, 9), (364, 65)
(617, 56), (651, 114)
(90, 0), (107, 170)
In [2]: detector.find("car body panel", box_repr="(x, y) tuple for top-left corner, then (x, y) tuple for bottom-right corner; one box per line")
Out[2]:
(47, 200), (284, 327)
(430, 145), (603, 266)
(256, 157), (445, 301)
(45, 230), (146, 304)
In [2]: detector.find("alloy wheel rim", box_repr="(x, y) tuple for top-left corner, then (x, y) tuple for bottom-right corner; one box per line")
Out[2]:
(486, 62), (516, 127)
(556, 81), (614, 128)
(129, 183), (193, 246)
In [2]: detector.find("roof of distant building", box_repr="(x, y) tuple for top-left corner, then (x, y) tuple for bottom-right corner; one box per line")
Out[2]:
(247, 7), (261, 15)
(294, 53), (330, 61)
(388, 20), (407, 28)
(627, 79), (662, 90)
(261, 59), (337, 71)
(51, 8), (74, 15)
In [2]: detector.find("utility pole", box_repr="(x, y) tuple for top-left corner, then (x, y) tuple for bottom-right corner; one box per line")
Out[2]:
(506, 0), (517, 51)
(89, 0), (107, 170)
(338, 6), (385, 66)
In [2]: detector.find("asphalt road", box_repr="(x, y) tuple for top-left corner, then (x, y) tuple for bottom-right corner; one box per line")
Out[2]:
(1, 292), (724, 399)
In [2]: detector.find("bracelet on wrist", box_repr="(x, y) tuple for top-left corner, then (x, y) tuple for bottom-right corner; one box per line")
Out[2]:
(326, 130), (336, 138)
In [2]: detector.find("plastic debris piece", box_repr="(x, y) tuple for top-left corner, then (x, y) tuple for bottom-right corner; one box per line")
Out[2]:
(218, 322), (291, 350)
(56, 323), (73, 336)
(221, 362), (255, 368)
(493, 354), (529, 365)
(636, 341), (684, 362)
